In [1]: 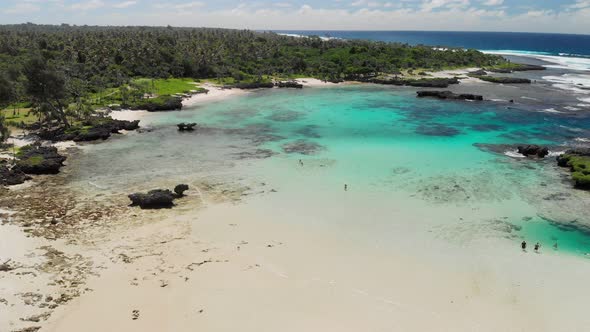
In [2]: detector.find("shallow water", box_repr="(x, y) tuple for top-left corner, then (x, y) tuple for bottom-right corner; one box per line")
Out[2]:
(68, 85), (590, 256)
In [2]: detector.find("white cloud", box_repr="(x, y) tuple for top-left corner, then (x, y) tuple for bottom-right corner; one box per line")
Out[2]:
(421, 0), (470, 12)
(70, 0), (104, 10)
(3, 3), (41, 14)
(172, 2), (205, 10)
(481, 0), (503, 6)
(113, 1), (138, 9)
(567, 0), (590, 10)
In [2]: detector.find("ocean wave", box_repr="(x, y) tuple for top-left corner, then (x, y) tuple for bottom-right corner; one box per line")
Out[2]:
(541, 108), (563, 113)
(565, 106), (582, 111)
(504, 150), (525, 158)
(482, 50), (590, 72)
(575, 138), (590, 143)
(277, 33), (340, 41)
(543, 74), (590, 94)
(548, 151), (566, 157)
(578, 97), (590, 103)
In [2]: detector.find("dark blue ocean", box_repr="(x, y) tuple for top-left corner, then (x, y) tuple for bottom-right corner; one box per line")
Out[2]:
(273, 31), (590, 58)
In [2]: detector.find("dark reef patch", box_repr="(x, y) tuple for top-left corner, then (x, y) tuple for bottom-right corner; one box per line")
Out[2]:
(296, 125), (322, 139)
(232, 149), (278, 160)
(266, 111), (304, 122)
(415, 124), (461, 137)
(281, 140), (324, 155)
(470, 124), (504, 132)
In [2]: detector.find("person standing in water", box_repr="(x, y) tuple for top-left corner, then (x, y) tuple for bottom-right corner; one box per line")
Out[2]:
(344, 184), (348, 191)
(521, 241), (527, 251)
(534, 242), (541, 252)
(299, 159), (303, 166)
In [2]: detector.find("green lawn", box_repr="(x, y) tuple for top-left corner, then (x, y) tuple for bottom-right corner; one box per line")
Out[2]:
(2, 108), (38, 126)
(133, 78), (200, 95)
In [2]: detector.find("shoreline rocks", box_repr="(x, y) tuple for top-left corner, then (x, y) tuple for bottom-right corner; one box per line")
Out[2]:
(471, 75), (531, 84)
(0, 162), (31, 186)
(517, 144), (549, 158)
(16, 145), (66, 175)
(277, 81), (304, 89)
(38, 118), (140, 142)
(177, 123), (197, 131)
(128, 184), (189, 209)
(416, 90), (483, 101)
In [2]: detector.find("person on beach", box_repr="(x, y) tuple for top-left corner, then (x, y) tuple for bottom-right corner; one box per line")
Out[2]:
(553, 242), (558, 250)
(344, 184), (348, 191)
(521, 241), (527, 251)
(534, 242), (540, 252)
(299, 159), (303, 166)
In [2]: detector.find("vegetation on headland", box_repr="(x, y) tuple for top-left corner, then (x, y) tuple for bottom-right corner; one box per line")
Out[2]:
(557, 151), (590, 190)
(0, 24), (510, 142)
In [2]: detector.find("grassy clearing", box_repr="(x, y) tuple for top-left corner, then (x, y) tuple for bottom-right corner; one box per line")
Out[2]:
(2, 108), (38, 127)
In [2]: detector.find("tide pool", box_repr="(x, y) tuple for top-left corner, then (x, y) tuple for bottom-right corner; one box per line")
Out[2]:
(69, 85), (590, 256)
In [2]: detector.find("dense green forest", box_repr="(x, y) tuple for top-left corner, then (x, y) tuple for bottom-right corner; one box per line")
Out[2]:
(0, 24), (506, 138)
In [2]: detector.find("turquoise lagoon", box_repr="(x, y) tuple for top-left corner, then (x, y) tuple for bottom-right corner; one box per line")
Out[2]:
(70, 85), (590, 256)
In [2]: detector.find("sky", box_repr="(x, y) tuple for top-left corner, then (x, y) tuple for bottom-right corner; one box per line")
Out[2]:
(0, 0), (589, 34)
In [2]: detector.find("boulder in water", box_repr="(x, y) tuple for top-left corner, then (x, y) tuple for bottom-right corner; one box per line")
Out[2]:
(177, 123), (197, 131)
(128, 189), (176, 209)
(517, 144), (549, 158)
(129, 184), (190, 209)
(174, 184), (189, 197)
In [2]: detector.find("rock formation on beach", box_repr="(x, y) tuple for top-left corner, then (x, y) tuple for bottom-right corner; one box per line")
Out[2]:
(0, 162), (31, 186)
(416, 90), (483, 101)
(471, 75), (531, 84)
(517, 144), (549, 158)
(128, 184), (190, 209)
(15, 145), (66, 175)
(38, 118), (140, 142)
(177, 123), (197, 131)
(277, 81), (304, 89)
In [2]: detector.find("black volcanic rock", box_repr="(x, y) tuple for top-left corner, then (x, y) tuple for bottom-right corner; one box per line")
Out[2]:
(416, 90), (483, 101)
(177, 123), (197, 131)
(129, 189), (176, 209)
(16, 145), (66, 175)
(38, 118), (140, 142)
(129, 184), (190, 209)
(276, 81), (303, 89)
(517, 144), (549, 158)
(174, 184), (189, 197)
(0, 163), (31, 186)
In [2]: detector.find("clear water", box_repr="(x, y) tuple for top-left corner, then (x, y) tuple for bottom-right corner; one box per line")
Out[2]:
(69, 86), (590, 256)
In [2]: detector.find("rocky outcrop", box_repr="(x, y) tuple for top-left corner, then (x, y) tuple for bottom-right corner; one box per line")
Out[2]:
(469, 69), (488, 76)
(276, 81), (303, 89)
(487, 64), (545, 73)
(174, 184), (189, 196)
(416, 90), (483, 101)
(365, 77), (460, 88)
(38, 118), (140, 142)
(517, 144), (549, 158)
(228, 82), (275, 90)
(128, 184), (189, 209)
(177, 123), (197, 131)
(556, 149), (590, 190)
(0, 163), (31, 186)
(127, 96), (183, 112)
(16, 145), (66, 175)
(473, 76), (531, 84)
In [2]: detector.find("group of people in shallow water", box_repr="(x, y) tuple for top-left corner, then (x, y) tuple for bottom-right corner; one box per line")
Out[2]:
(299, 159), (349, 191)
(521, 241), (559, 253)
(521, 241), (541, 252)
